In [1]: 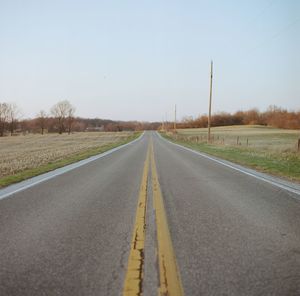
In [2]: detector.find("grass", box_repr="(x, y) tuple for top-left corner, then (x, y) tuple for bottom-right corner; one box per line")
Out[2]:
(161, 125), (300, 182)
(0, 132), (140, 188)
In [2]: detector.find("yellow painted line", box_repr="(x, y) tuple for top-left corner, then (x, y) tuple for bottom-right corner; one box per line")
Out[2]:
(123, 146), (150, 296)
(150, 141), (184, 296)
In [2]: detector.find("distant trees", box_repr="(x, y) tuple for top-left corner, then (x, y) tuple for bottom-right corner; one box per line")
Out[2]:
(36, 110), (47, 135)
(0, 100), (77, 136)
(0, 100), (298, 136)
(262, 105), (300, 129)
(0, 102), (21, 136)
(0, 103), (9, 137)
(8, 103), (21, 135)
(66, 104), (76, 134)
(51, 100), (75, 134)
(176, 106), (300, 130)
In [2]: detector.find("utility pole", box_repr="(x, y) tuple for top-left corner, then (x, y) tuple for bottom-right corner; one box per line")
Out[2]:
(174, 104), (177, 132)
(208, 60), (213, 143)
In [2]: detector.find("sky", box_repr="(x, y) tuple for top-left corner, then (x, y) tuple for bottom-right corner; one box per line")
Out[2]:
(0, 0), (299, 121)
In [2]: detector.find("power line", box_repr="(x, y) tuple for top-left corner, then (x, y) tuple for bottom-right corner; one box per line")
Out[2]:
(250, 0), (277, 24)
(227, 0), (278, 49)
(246, 17), (300, 56)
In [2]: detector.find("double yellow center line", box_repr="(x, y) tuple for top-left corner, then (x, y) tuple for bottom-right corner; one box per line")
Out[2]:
(123, 140), (184, 296)
(123, 145), (150, 295)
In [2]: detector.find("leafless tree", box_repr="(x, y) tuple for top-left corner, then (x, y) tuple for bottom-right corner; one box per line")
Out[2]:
(36, 110), (47, 135)
(8, 103), (20, 136)
(67, 105), (76, 134)
(51, 100), (75, 134)
(0, 102), (9, 137)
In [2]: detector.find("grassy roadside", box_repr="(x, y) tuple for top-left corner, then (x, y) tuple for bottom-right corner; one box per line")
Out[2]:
(160, 132), (300, 183)
(0, 132), (141, 188)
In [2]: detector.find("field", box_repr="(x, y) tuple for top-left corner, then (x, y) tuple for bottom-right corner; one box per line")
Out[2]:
(0, 132), (139, 187)
(162, 125), (300, 182)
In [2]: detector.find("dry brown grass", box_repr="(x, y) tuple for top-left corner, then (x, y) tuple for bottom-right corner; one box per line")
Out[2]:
(177, 125), (300, 153)
(0, 132), (134, 178)
(163, 125), (300, 181)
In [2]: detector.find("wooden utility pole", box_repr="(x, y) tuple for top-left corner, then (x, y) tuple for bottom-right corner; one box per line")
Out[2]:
(174, 104), (177, 131)
(208, 60), (213, 143)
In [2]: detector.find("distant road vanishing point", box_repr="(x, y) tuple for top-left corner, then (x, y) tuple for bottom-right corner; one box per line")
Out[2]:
(1, 131), (300, 295)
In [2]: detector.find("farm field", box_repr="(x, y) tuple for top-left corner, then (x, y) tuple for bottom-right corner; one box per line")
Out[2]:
(162, 125), (300, 182)
(0, 132), (139, 187)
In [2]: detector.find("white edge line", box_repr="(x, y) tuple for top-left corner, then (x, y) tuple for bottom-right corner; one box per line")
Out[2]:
(156, 132), (300, 197)
(0, 132), (145, 200)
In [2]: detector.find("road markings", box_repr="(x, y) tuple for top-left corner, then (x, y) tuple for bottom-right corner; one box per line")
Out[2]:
(123, 139), (184, 296)
(157, 132), (300, 197)
(0, 132), (145, 201)
(150, 141), (184, 296)
(123, 146), (150, 296)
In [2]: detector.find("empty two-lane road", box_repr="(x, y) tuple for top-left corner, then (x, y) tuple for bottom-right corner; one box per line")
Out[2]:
(1, 132), (300, 295)
(153, 134), (300, 295)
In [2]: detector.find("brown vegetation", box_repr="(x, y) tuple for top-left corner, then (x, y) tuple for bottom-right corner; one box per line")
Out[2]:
(163, 126), (300, 181)
(1, 101), (298, 136)
(0, 100), (160, 136)
(0, 103), (21, 136)
(0, 132), (137, 181)
(172, 106), (300, 130)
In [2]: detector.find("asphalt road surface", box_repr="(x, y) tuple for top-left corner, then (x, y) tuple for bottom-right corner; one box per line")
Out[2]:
(1, 132), (300, 295)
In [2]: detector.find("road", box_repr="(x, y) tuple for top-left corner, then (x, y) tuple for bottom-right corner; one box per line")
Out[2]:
(1, 131), (300, 295)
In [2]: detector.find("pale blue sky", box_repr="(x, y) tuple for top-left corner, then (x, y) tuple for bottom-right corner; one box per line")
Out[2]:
(0, 0), (299, 121)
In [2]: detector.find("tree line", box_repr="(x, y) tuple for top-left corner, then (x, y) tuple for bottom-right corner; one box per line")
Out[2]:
(0, 100), (160, 136)
(0, 100), (76, 136)
(0, 103), (20, 137)
(175, 106), (300, 130)
(1, 101), (298, 137)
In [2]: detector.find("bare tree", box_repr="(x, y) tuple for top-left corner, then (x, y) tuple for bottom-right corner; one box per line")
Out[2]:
(0, 102), (9, 137)
(67, 105), (76, 134)
(51, 101), (68, 134)
(8, 103), (20, 136)
(51, 100), (75, 134)
(36, 110), (47, 135)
